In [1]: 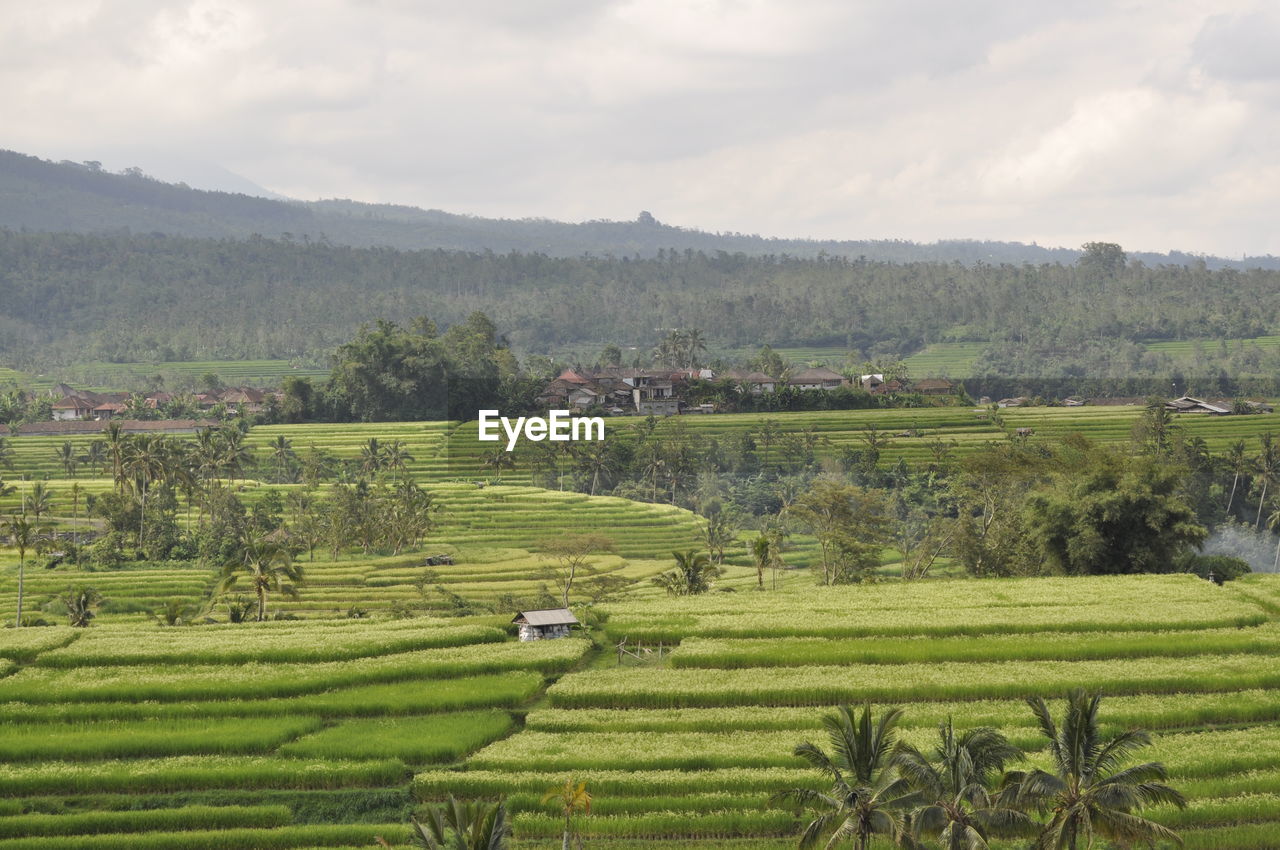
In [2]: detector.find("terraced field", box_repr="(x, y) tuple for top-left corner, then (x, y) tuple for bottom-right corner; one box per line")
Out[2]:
(0, 617), (590, 849)
(0, 482), (707, 619)
(416, 573), (1280, 848)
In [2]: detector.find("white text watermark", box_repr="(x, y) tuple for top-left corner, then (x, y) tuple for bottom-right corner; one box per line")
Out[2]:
(477, 409), (605, 451)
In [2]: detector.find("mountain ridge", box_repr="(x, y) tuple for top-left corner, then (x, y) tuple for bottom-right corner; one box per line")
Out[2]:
(4, 148), (1277, 269)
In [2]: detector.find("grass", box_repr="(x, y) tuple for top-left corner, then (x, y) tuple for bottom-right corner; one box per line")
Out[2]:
(669, 625), (1280, 668)
(0, 717), (321, 761)
(0, 639), (589, 702)
(0, 673), (545, 722)
(0, 757), (410, 795)
(280, 711), (514, 763)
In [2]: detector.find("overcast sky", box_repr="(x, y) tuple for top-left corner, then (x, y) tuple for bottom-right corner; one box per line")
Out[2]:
(4, 0), (1279, 256)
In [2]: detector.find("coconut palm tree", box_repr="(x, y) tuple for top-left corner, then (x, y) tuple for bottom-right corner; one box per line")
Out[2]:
(218, 427), (254, 482)
(542, 779), (591, 850)
(0, 436), (13, 471)
(383, 439), (414, 483)
(1002, 689), (1185, 850)
(103, 422), (128, 490)
(1255, 432), (1279, 530)
(216, 529), (304, 622)
(23, 481), (54, 524)
(80, 440), (107, 476)
(482, 449), (515, 481)
(359, 437), (386, 477)
(652, 549), (725, 596)
(3, 514), (51, 627)
(1225, 439), (1249, 515)
(894, 719), (1035, 850)
(53, 441), (78, 478)
(60, 585), (104, 627)
(407, 796), (510, 850)
(773, 703), (920, 850)
(268, 435), (297, 483)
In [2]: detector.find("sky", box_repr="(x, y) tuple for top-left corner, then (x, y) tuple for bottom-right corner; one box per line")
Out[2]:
(3, 0), (1279, 256)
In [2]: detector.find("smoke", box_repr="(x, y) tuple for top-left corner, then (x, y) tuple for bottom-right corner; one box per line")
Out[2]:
(1202, 520), (1279, 573)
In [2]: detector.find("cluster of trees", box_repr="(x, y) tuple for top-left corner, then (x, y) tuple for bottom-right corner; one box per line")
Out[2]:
(777, 692), (1183, 850)
(405, 691), (1181, 850)
(1, 424), (445, 624)
(10, 228), (1280, 384)
(499, 403), (1270, 582)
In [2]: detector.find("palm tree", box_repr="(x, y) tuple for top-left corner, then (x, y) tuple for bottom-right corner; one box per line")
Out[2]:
(60, 585), (104, 627)
(383, 440), (414, 483)
(54, 441), (78, 478)
(103, 422), (128, 490)
(576, 440), (618, 496)
(894, 719), (1035, 850)
(218, 427), (254, 482)
(80, 440), (107, 476)
(773, 703), (920, 850)
(216, 529), (304, 622)
(1002, 689), (1185, 850)
(407, 796), (510, 850)
(1255, 432), (1279, 530)
(1224, 439), (1248, 515)
(542, 779), (591, 850)
(23, 481), (54, 523)
(1267, 503), (1280, 572)
(3, 514), (50, 627)
(268, 435), (296, 483)
(69, 482), (82, 552)
(122, 435), (167, 549)
(359, 437), (386, 477)
(0, 436), (13, 471)
(651, 549), (725, 596)
(758, 419), (782, 466)
(752, 531), (784, 590)
(482, 449), (515, 481)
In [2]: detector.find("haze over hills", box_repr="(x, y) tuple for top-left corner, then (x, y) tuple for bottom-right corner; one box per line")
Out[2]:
(3, 148), (1277, 269)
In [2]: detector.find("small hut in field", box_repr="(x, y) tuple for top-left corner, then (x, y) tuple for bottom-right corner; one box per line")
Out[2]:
(513, 608), (579, 642)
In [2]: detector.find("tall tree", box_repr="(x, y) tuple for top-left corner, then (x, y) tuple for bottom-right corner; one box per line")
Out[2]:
(538, 533), (615, 608)
(3, 515), (50, 627)
(541, 780), (592, 850)
(787, 478), (889, 585)
(894, 720), (1035, 850)
(1024, 450), (1207, 575)
(1003, 690), (1185, 850)
(217, 529), (304, 621)
(773, 704), (919, 850)
(652, 549), (724, 596)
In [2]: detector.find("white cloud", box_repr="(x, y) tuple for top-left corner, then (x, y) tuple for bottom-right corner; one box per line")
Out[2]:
(2, 0), (1279, 255)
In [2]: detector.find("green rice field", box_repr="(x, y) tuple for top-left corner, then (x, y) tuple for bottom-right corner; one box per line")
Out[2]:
(1, 564), (1280, 847)
(5, 405), (1280, 847)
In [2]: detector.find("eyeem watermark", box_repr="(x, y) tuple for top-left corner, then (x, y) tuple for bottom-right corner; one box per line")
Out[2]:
(477, 409), (605, 451)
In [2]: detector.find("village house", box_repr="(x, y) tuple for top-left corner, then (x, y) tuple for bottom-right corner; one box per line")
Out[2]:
(512, 608), (579, 641)
(48, 385), (279, 421)
(1165, 396), (1274, 415)
(51, 390), (129, 420)
(912, 377), (956, 396)
(721, 369), (779, 394)
(788, 366), (847, 391)
(860, 374), (905, 395)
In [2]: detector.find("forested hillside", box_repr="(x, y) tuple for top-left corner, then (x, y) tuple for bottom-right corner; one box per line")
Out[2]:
(3, 230), (1280, 386)
(4, 149), (1278, 268)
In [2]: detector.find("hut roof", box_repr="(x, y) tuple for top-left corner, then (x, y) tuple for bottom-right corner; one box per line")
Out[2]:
(512, 608), (580, 627)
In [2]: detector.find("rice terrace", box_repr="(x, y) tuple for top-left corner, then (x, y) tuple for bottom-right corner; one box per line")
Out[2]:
(2, 401), (1280, 849)
(10, 8), (1280, 844)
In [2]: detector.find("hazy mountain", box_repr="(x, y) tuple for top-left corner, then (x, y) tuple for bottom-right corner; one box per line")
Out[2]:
(4, 149), (1277, 269)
